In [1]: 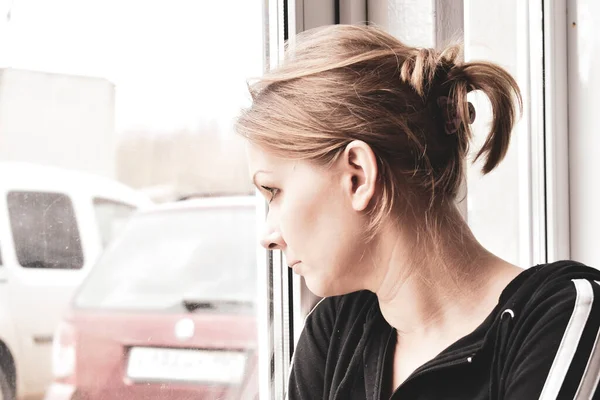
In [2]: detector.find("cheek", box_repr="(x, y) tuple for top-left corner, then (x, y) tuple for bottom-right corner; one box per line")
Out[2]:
(276, 171), (331, 248)
(277, 191), (320, 250)
(280, 184), (363, 266)
(279, 193), (370, 297)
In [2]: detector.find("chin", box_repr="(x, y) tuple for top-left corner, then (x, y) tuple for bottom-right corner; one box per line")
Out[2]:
(304, 274), (348, 298)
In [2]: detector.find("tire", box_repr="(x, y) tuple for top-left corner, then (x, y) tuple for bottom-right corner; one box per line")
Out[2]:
(0, 366), (14, 400)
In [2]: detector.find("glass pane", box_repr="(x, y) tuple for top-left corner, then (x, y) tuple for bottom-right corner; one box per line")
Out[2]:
(7, 191), (84, 270)
(464, 0), (534, 267)
(0, 0), (265, 398)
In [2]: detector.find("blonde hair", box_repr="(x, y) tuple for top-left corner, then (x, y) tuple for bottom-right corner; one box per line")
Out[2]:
(236, 24), (522, 237)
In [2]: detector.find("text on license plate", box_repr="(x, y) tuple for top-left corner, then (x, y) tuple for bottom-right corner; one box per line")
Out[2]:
(126, 347), (247, 385)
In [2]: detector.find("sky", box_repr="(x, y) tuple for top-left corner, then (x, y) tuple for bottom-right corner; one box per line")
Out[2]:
(0, 0), (264, 132)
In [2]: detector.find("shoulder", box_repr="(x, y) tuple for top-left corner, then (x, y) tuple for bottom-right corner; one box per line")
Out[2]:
(529, 260), (600, 285)
(517, 261), (600, 313)
(509, 261), (600, 335)
(502, 261), (600, 398)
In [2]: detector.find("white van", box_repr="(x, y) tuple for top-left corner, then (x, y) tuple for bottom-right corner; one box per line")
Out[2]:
(0, 162), (151, 400)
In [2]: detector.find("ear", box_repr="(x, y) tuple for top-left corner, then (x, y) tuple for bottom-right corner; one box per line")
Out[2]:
(338, 140), (378, 212)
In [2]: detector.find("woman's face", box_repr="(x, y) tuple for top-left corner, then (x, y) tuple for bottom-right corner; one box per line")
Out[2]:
(246, 143), (375, 297)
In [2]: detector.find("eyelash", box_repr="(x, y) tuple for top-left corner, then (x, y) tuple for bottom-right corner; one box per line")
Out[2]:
(261, 186), (279, 203)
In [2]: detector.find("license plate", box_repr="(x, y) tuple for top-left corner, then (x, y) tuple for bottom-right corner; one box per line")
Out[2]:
(126, 347), (247, 385)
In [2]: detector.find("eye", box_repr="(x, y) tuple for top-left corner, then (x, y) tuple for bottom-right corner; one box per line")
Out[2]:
(261, 186), (280, 203)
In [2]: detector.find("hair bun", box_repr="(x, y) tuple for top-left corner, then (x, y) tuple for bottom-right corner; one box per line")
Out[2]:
(399, 45), (462, 98)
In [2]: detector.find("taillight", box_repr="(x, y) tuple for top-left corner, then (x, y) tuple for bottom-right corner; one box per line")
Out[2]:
(52, 321), (76, 380)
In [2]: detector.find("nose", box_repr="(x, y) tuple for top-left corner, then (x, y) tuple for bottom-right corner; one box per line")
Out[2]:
(260, 229), (285, 250)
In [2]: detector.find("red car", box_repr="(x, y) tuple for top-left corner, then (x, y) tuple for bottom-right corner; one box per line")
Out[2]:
(45, 196), (259, 400)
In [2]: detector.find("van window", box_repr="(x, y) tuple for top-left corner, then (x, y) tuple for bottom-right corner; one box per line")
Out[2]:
(8, 191), (84, 269)
(93, 198), (136, 248)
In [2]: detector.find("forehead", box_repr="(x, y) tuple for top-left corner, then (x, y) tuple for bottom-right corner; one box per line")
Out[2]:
(245, 143), (335, 187)
(246, 143), (293, 172)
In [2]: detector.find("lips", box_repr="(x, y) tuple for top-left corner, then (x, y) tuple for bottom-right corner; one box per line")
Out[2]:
(288, 260), (301, 269)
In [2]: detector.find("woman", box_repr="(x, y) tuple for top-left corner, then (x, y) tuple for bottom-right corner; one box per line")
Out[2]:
(237, 25), (600, 399)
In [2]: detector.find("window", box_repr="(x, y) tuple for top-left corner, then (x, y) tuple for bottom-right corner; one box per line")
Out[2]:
(7, 191), (84, 270)
(92, 198), (136, 248)
(1, 0), (267, 398)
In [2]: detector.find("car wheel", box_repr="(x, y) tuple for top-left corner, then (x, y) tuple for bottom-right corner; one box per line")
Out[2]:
(0, 366), (14, 400)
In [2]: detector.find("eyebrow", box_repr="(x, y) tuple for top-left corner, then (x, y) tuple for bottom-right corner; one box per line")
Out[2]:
(252, 170), (272, 187)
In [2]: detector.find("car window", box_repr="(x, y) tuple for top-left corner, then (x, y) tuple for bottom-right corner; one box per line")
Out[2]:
(7, 191), (84, 269)
(93, 198), (136, 248)
(75, 205), (256, 311)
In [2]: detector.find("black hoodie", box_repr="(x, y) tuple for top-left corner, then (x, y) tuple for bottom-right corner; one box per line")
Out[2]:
(287, 261), (600, 400)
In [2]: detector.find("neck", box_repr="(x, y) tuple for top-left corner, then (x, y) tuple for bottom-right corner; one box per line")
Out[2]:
(368, 204), (520, 339)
